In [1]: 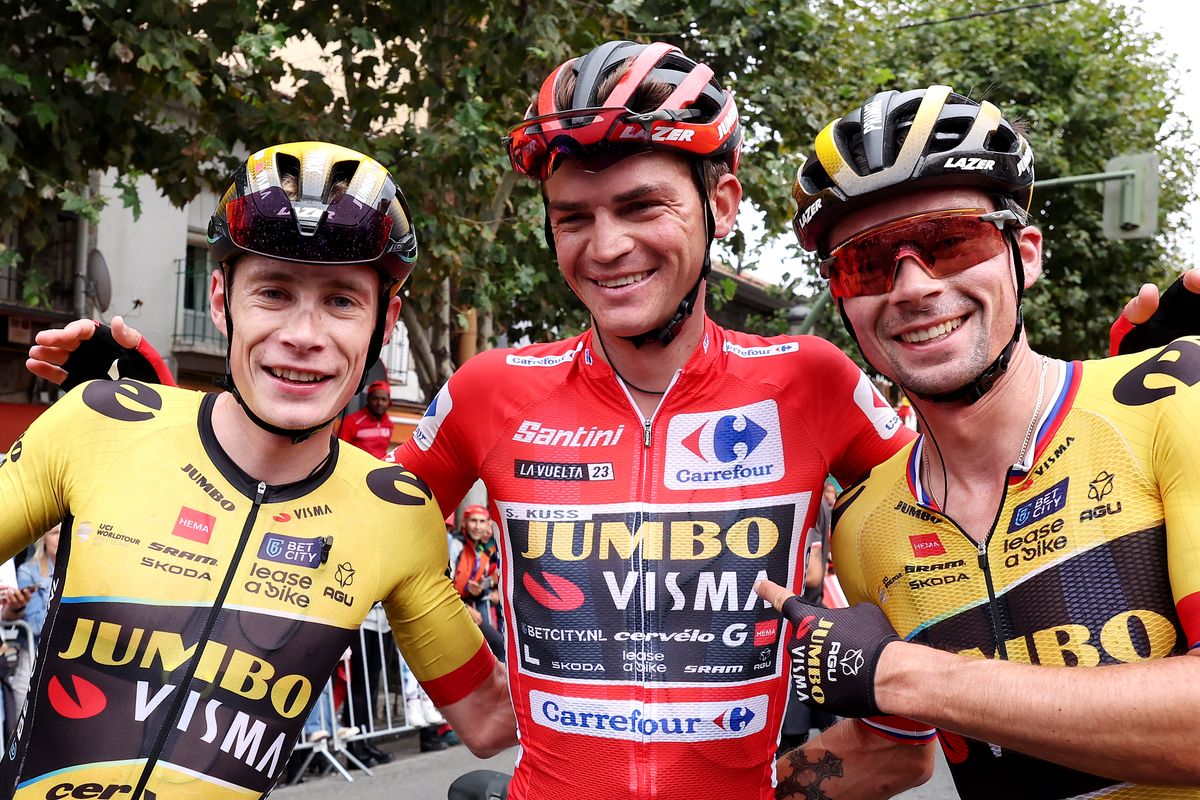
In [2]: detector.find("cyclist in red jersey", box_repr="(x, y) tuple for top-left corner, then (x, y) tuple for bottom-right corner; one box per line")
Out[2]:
(387, 42), (926, 800)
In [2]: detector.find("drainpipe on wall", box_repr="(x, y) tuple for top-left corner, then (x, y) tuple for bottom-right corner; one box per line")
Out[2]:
(73, 183), (90, 318)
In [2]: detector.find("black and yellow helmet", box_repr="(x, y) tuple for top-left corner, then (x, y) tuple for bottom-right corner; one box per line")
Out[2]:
(792, 86), (1034, 256)
(208, 141), (418, 296)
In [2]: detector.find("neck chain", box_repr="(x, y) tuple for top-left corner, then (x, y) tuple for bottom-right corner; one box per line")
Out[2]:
(594, 326), (667, 395)
(1013, 355), (1050, 471)
(921, 355), (1050, 508)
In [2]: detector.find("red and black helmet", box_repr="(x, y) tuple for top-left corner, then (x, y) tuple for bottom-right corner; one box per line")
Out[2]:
(792, 86), (1034, 257)
(506, 40), (742, 180)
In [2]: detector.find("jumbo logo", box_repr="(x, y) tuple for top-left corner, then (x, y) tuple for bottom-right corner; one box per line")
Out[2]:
(959, 609), (1180, 666)
(48, 674), (107, 719)
(519, 515), (780, 562)
(664, 399), (783, 489)
(365, 466), (433, 507)
(57, 617), (312, 718)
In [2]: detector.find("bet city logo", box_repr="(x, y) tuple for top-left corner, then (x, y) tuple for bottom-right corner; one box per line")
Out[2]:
(664, 400), (784, 489)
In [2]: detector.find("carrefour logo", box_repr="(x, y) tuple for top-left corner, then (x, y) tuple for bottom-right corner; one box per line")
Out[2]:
(530, 690), (768, 742)
(664, 399), (783, 489)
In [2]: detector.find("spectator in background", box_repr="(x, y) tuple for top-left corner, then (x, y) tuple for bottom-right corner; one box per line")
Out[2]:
(15, 524), (57, 649)
(0, 553), (27, 738)
(342, 603), (396, 767)
(338, 380), (394, 459)
(449, 505), (504, 659)
(7, 524), (58, 715)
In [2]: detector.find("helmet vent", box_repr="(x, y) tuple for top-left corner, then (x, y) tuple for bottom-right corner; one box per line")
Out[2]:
(929, 117), (973, 153)
(984, 126), (1018, 154)
(327, 160), (359, 202)
(800, 158), (834, 192)
(275, 153), (302, 198)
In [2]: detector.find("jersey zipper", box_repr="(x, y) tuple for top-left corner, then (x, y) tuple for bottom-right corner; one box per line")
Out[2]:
(130, 480), (268, 800)
(615, 370), (680, 799)
(976, 538), (1007, 659)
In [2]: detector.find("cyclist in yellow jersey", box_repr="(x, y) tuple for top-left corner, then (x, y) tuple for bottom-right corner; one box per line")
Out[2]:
(757, 87), (1200, 799)
(0, 141), (515, 800)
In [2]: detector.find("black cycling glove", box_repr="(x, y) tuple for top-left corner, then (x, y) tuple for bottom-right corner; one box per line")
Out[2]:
(60, 322), (174, 391)
(782, 595), (899, 719)
(1110, 275), (1200, 356)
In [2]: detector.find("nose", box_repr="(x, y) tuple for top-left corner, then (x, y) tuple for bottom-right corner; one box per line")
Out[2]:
(888, 252), (943, 305)
(278, 301), (327, 352)
(587, 208), (635, 264)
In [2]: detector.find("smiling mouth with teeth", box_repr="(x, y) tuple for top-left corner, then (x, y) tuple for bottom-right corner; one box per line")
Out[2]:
(267, 367), (327, 383)
(596, 270), (651, 289)
(899, 316), (964, 344)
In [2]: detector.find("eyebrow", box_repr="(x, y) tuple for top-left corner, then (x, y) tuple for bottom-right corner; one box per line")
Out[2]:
(246, 268), (373, 295)
(547, 181), (676, 213)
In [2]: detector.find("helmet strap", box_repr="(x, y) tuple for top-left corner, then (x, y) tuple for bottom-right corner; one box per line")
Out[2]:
(620, 159), (714, 348)
(914, 227), (1025, 405)
(214, 264), (339, 445)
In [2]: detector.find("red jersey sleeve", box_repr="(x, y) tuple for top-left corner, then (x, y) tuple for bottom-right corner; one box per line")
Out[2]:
(797, 337), (914, 486)
(390, 350), (512, 517)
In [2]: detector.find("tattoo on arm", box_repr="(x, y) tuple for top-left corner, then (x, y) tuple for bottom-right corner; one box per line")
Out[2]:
(775, 750), (845, 800)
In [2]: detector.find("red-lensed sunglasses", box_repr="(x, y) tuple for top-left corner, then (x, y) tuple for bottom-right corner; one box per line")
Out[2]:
(505, 106), (712, 180)
(818, 208), (1021, 299)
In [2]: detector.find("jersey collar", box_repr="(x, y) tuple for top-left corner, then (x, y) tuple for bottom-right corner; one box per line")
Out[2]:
(905, 359), (1080, 507)
(198, 392), (341, 503)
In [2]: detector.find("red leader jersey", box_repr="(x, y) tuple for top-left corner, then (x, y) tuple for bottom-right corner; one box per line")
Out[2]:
(339, 406), (394, 459)
(391, 317), (912, 800)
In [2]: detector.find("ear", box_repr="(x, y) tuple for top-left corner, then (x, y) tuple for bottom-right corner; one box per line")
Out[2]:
(1017, 225), (1043, 289)
(710, 173), (743, 239)
(210, 267), (228, 333)
(380, 295), (402, 344)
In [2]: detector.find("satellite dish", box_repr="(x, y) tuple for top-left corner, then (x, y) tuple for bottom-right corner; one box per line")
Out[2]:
(86, 249), (112, 313)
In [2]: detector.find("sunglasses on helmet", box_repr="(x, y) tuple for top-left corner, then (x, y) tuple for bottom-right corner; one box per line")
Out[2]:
(505, 106), (711, 180)
(817, 208), (1021, 299)
(224, 186), (417, 266)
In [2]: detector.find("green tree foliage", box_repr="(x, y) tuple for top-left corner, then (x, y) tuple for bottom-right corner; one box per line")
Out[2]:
(0, 1), (303, 260)
(2, 0), (1193, 395)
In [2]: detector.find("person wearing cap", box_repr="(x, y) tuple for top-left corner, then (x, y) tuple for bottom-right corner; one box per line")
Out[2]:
(758, 87), (1200, 799)
(449, 505), (504, 657)
(339, 379), (394, 459)
(0, 142), (515, 799)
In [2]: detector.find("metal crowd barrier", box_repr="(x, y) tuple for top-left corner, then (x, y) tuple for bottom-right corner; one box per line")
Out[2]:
(0, 620), (37, 738)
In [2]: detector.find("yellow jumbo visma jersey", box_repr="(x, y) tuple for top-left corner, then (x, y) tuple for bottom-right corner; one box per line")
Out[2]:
(831, 340), (1200, 800)
(0, 380), (492, 800)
